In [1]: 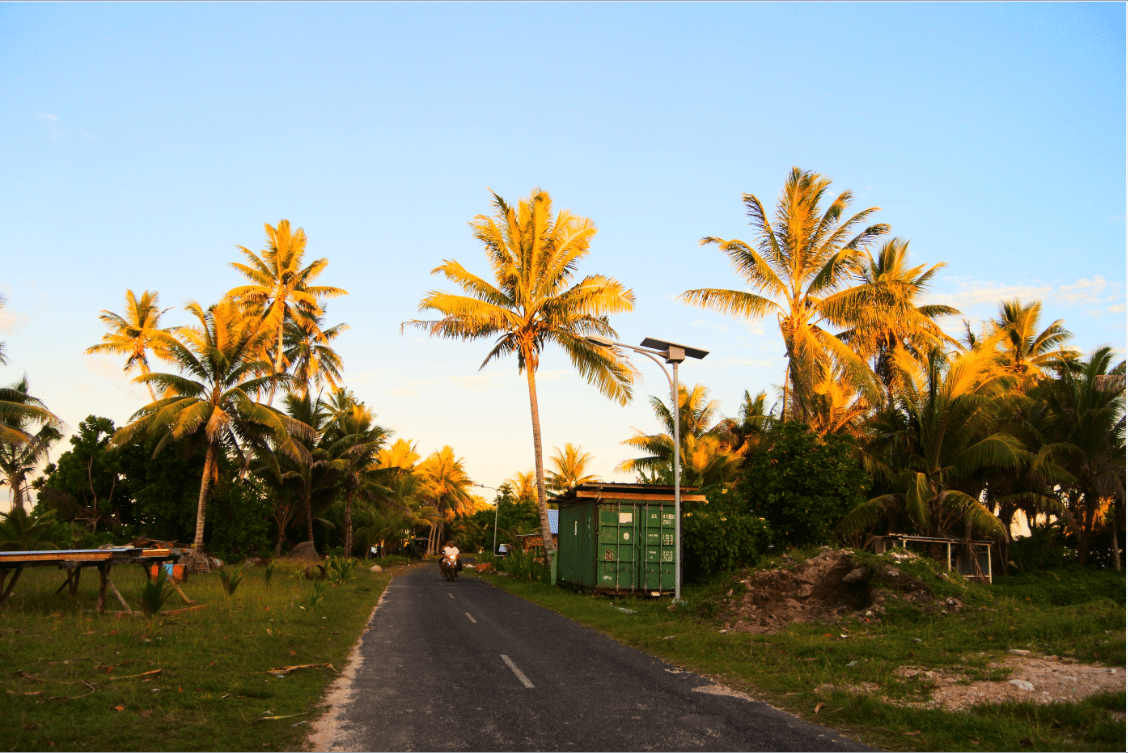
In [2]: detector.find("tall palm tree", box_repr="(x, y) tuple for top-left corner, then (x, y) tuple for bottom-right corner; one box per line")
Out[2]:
(274, 392), (346, 548)
(85, 290), (176, 401)
(405, 188), (636, 566)
(110, 298), (312, 565)
(507, 470), (538, 504)
(680, 167), (889, 420)
(416, 446), (474, 555)
(0, 379), (62, 510)
(991, 299), (1075, 390)
(838, 238), (959, 386)
(548, 443), (600, 491)
(323, 389), (391, 557)
(228, 220), (348, 397)
(837, 344), (1021, 541)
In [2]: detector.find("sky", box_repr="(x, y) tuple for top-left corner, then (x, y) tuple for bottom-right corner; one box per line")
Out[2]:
(1, 3), (1124, 509)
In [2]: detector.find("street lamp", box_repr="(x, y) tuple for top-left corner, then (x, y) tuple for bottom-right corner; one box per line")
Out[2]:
(475, 483), (501, 556)
(584, 335), (709, 601)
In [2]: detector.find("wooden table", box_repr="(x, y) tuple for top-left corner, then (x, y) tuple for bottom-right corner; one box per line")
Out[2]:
(0, 547), (189, 613)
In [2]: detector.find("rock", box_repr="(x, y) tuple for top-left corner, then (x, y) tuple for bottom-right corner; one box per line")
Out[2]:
(1008, 649), (1032, 656)
(208, 557), (225, 569)
(369, 564), (383, 573)
(1009, 679), (1035, 691)
(797, 585), (813, 598)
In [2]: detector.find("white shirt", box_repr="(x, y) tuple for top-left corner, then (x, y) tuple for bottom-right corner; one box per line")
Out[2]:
(443, 546), (460, 557)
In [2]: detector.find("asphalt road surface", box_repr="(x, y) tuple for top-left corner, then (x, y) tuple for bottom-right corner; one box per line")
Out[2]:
(318, 566), (869, 751)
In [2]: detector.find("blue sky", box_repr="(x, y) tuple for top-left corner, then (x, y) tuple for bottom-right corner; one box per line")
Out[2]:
(1, 3), (1124, 506)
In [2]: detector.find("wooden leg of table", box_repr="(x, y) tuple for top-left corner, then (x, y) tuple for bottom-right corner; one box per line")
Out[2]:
(97, 564), (108, 613)
(0, 567), (22, 605)
(105, 568), (134, 614)
(175, 584), (193, 604)
(72, 567), (82, 596)
(55, 569), (73, 595)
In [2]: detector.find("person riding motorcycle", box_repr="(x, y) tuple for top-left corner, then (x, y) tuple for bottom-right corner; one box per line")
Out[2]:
(440, 542), (462, 580)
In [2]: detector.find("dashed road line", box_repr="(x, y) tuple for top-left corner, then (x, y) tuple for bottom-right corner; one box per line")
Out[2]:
(465, 612), (477, 623)
(500, 654), (534, 688)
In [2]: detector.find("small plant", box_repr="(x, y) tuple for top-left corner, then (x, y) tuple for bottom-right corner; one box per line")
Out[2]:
(217, 565), (243, 598)
(139, 567), (174, 638)
(326, 556), (358, 584)
(263, 560), (275, 587)
(305, 580), (328, 609)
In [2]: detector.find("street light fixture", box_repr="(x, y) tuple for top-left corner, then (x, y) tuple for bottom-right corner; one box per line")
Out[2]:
(584, 335), (709, 601)
(475, 483), (501, 556)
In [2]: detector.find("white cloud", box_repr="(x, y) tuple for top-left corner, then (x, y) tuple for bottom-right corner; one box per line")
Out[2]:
(1107, 304), (1126, 314)
(935, 275), (1124, 316)
(447, 374), (497, 391)
(388, 389), (418, 398)
(717, 357), (778, 368)
(1058, 276), (1114, 306)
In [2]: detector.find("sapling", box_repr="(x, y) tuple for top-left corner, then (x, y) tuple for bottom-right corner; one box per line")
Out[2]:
(264, 560), (275, 587)
(139, 567), (174, 638)
(218, 565), (243, 598)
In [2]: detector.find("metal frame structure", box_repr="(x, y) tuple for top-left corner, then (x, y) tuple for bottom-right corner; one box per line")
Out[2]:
(877, 534), (994, 583)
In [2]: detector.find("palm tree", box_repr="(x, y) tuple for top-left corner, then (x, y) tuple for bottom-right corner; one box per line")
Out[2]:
(838, 238), (959, 386)
(547, 443), (600, 491)
(0, 378), (63, 451)
(283, 313), (348, 398)
(990, 299), (1075, 389)
(715, 390), (775, 456)
(416, 446), (475, 555)
(110, 299), (312, 566)
(228, 220), (347, 398)
(680, 167), (889, 420)
(85, 290), (176, 401)
(618, 383), (743, 487)
(507, 470), (538, 504)
(0, 378), (64, 510)
(275, 392), (346, 548)
(323, 389), (390, 557)
(837, 344), (1021, 541)
(405, 188), (636, 567)
(1044, 346), (1125, 566)
(0, 378), (63, 512)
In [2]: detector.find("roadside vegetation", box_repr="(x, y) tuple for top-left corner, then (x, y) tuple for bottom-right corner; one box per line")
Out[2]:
(0, 560), (398, 751)
(473, 553), (1125, 752)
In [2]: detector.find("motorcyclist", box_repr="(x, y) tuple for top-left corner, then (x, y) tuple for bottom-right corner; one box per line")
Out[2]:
(441, 541), (463, 576)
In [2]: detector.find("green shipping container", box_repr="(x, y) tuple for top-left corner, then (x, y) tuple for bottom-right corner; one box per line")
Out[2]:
(555, 483), (704, 595)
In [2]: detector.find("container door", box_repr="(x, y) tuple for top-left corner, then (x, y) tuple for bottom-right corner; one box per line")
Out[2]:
(641, 504), (676, 591)
(597, 503), (637, 590)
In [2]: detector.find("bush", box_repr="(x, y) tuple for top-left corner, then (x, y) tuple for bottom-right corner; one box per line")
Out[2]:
(682, 486), (770, 581)
(737, 423), (868, 549)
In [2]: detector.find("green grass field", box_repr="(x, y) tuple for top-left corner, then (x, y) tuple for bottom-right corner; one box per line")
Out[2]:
(476, 552), (1125, 752)
(0, 559), (396, 751)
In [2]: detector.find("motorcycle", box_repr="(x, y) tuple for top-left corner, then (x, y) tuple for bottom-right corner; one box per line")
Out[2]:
(440, 552), (461, 581)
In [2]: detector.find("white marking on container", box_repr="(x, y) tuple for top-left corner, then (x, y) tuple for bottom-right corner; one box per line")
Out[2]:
(465, 612), (477, 623)
(500, 654), (534, 688)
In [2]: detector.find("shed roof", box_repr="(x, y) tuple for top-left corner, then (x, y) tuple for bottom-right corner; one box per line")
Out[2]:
(553, 482), (705, 504)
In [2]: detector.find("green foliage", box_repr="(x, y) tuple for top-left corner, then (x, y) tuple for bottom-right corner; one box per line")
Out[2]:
(138, 567), (174, 637)
(738, 423), (868, 549)
(325, 555), (358, 584)
(682, 486), (771, 581)
(217, 565), (243, 598)
(0, 506), (59, 551)
(204, 476), (273, 560)
(495, 546), (551, 584)
(304, 579), (328, 609)
(994, 567), (1126, 607)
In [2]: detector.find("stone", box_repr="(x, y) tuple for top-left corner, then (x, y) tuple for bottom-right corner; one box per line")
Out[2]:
(1008, 649), (1032, 657)
(369, 564), (383, 573)
(1009, 679), (1035, 692)
(842, 566), (872, 584)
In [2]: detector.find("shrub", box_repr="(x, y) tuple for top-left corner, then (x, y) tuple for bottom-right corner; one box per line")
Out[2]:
(737, 423), (868, 549)
(682, 487), (770, 581)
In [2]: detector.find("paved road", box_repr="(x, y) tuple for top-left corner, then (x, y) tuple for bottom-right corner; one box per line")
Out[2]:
(318, 566), (869, 751)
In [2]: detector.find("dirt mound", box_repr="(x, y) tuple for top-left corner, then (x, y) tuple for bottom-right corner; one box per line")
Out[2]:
(288, 541), (322, 563)
(726, 549), (875, 634)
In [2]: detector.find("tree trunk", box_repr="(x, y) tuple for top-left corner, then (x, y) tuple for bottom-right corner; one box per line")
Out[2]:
(524, 364), (557, 559)
(192, 442), (217, 551)
(344, 487), (354, 558)
(780, 362), (790, 422)
(305, 491), (315, 544)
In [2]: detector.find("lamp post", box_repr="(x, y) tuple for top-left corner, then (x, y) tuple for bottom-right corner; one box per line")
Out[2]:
(475, 483), (501, 556)
(584, 335), (708, 602)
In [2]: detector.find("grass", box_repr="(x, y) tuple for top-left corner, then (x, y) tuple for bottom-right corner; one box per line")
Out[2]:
(0, 558), (399, 751)
(470, 551), (1125, 752)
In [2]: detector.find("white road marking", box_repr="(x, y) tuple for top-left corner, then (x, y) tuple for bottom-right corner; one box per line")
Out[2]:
(448, 593), (454, 599)
(500, 654), (534, 688)
(465, 612), (477, 623)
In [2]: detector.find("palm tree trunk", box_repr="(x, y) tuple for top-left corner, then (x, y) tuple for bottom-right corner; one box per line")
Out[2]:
(193, 442), (217, 551)
(524, 364), (557, 558)
(305, 491), (315, 543)
(781, 362), (790, 422)
(140, 364), (158, 402)
(344, 487), (354, 558)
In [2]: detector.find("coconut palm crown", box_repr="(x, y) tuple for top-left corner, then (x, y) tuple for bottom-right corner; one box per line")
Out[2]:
(405, 188), (636, 562)
(85, 289), (177, 401)
(680, 167), (889, 420)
